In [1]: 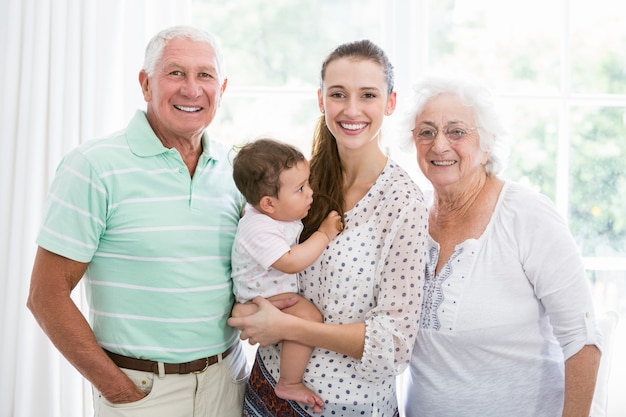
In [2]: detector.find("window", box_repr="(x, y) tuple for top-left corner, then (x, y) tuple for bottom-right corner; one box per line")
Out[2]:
(192, 0), (388, 151)
(194, 0), (626, 265)
(193, 3), (626, 409)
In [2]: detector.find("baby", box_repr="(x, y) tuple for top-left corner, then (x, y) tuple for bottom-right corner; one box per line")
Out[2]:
(231, 138), (342, 412)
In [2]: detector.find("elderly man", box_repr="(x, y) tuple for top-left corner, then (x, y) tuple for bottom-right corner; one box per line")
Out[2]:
(27, 26), (246, 417)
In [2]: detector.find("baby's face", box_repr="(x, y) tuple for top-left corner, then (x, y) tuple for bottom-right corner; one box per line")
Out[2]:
(272, 160), (314, 222)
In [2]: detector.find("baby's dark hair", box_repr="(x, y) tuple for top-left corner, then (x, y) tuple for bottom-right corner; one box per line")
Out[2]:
(232, 138), (306, 205)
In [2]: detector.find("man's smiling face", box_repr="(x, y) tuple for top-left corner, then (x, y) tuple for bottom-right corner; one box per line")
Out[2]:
(139, 36), (227, 142)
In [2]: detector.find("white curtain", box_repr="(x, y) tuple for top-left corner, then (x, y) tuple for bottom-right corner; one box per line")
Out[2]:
(0, 1), (192, 416)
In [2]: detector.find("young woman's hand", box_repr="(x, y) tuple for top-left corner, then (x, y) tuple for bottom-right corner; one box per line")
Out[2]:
(228, 296), (298, 345)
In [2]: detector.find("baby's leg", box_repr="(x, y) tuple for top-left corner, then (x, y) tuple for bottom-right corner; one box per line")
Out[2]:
(267, 293), (324, 413)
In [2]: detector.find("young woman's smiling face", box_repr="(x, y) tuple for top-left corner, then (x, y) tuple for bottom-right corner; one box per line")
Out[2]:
(318, 57), (396, 154)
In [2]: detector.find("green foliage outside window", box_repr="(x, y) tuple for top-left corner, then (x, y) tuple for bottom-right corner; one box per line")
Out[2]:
(193, 0), (626, 259)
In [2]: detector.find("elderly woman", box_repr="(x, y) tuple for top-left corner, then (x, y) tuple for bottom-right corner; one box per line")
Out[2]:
(401, 76), (602, 417)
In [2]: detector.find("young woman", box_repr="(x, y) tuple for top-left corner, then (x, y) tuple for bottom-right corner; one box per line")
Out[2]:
(228, 39), (429, 417)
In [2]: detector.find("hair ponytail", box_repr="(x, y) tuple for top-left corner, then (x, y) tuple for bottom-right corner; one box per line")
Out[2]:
(301, 116), (345, 241)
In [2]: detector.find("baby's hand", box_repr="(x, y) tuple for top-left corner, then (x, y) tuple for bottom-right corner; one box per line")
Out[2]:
(318, 210), (343, 241)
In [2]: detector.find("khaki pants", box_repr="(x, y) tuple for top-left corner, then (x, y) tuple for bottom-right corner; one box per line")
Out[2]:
(93, 343), (248, 417)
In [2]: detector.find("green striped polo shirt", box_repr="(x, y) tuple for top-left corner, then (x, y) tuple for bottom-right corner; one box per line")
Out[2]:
(37, 110), (245, 362)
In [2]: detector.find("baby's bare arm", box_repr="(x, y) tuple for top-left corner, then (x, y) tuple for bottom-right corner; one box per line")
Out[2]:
(272, 211), (342, 273)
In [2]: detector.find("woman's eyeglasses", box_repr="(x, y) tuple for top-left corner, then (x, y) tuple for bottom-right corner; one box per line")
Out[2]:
(412, 123), (477, 144)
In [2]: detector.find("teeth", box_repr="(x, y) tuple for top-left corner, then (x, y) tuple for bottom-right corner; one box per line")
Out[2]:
(432, 160), (456, 166)
(340, 122), (367, 130)
(175, 105), (201, 112)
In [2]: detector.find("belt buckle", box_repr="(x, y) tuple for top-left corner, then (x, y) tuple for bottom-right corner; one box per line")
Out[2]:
(193, 358), (210, 374)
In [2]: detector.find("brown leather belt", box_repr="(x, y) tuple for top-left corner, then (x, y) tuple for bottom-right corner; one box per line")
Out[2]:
(104, 344), (234, 374)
